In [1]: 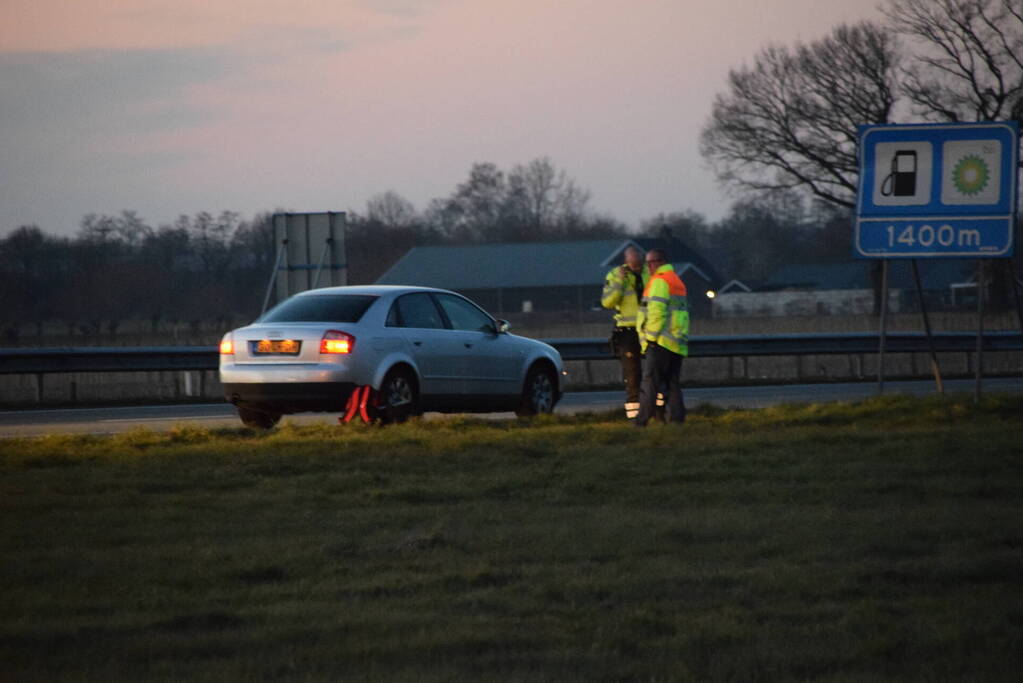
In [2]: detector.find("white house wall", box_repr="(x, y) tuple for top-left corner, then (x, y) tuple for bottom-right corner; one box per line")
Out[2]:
(713, 289), (902, 317)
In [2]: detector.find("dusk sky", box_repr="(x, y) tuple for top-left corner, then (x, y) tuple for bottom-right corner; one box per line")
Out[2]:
(1, 0), (883, 237)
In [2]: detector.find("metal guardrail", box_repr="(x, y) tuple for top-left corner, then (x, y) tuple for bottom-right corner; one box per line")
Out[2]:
(551, 331), (1023, 361)
(0, 346), (219, 375)
(1, 332), (1021, 374)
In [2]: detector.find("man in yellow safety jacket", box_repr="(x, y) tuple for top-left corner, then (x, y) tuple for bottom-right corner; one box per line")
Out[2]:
(634, 248), (689, 426)
(600, 246), (648, 419)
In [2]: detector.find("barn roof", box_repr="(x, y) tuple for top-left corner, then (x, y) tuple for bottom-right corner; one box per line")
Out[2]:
(375, 239), (723, 290)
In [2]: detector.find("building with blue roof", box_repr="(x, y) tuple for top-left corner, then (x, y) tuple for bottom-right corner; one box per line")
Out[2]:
(375, 237), (724, 317)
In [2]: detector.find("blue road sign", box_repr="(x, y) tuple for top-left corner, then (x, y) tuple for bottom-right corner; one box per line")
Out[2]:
(855, 121), (1018, 258)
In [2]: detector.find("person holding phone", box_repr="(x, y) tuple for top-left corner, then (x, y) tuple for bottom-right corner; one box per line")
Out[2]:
(601, 246), (648, 419)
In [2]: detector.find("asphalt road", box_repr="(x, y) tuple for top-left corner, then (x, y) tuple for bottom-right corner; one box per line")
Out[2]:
(2, 378), (1021, 438)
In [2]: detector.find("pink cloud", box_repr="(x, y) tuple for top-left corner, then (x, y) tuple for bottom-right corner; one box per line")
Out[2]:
(2, 0), (883, 233)
(0, 0), (419, 53)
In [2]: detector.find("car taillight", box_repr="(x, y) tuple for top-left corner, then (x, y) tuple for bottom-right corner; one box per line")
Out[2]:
(219, 334), (234, 355)
(320, 330), (354, 354)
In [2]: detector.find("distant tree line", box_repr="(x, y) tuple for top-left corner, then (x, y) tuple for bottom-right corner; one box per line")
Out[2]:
(1, 156), (858, 341)
(0, 210), (275, 340)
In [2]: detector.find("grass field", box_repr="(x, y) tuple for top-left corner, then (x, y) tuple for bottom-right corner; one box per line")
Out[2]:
(2, 396), (1022, 682)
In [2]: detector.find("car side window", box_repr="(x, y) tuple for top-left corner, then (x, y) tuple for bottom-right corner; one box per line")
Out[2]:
(389, 293), (446, 329)
(435, 294), (494, 332)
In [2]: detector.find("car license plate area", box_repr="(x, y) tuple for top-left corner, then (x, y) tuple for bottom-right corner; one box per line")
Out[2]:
(252, 339), (301, 355)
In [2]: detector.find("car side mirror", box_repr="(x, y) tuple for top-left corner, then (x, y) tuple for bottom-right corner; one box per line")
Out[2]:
(496, 319), (511, 334)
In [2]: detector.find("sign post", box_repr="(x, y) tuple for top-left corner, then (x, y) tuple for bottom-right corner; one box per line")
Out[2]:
(261, 212), (348, 315)
(856, 121), (1019, 398)
(910, 259), (944, 394)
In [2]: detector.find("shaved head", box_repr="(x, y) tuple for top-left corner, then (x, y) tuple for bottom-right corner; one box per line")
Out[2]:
(623, 246), (643, 270)
(646, 248), (668, 262)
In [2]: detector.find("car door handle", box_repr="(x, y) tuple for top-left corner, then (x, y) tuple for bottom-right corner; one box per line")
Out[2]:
(464, 343), (473, 348)
(412, 341), (423, 346)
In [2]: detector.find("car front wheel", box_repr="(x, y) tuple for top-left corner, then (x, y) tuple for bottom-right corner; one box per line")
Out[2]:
(516, 366), (556, 417)
(376, 367), (419, 424)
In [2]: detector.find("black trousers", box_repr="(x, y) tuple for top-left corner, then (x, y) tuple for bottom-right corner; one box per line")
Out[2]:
(635, 344), (686, 425)
(612, 327), (642, 417)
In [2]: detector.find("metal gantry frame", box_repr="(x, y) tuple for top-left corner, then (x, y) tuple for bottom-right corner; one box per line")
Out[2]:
(261, 212), (348, 316)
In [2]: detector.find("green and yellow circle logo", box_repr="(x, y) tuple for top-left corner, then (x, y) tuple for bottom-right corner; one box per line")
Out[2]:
(952, 155), (990, 195)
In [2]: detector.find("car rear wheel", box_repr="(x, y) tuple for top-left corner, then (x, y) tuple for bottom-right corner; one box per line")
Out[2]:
(516, 366), (556, 417)
(237, 406), (281, 430)
(376, 367), (418, 424)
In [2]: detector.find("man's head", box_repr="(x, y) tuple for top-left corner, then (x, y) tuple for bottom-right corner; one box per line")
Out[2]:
(645, 248), (667, 273)
(623, 246), (643, 271)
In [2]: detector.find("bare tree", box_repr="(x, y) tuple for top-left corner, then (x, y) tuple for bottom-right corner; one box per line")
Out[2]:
(700, 21), (900, 209)
(423, 159), (593, 243)
(366, 191), (417, 229)
(430, 162), (507, 242)
(884, 0), (1023, 123)
(641, 210), (714, 254)
(78, 213), (119, 243)
(505, 158), (591, 240)
(885, 0), (1023, 306)
(0, 225), (67, 335)
(112, 211), (152, 246)
(186, 210), (240, 274)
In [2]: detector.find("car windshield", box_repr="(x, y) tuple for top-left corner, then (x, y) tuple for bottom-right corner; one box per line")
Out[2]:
(259, 294), (377, 323)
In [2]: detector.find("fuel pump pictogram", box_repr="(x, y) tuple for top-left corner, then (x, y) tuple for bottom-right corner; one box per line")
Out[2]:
(880, 150), (917, 197)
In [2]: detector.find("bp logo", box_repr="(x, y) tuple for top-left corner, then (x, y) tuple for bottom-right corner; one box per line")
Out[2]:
(941, 139), (1001, 205)
(952, 155), (990, 195)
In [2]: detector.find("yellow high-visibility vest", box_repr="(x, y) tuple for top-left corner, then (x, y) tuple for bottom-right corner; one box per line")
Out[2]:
(637, 264), (689, 356)
(601, 266), (648, 328)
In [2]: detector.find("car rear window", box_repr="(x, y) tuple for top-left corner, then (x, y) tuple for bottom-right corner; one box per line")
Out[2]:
(259, 295), (377, 323)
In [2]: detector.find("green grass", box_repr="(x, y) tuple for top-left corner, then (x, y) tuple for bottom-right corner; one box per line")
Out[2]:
(2, 395), (1022, 682)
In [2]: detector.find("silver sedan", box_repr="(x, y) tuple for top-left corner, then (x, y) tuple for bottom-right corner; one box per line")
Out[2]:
(218, 285), (564, 428)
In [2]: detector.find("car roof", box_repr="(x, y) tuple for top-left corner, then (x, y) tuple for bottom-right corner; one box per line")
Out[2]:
(293, 285), (449, 297)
